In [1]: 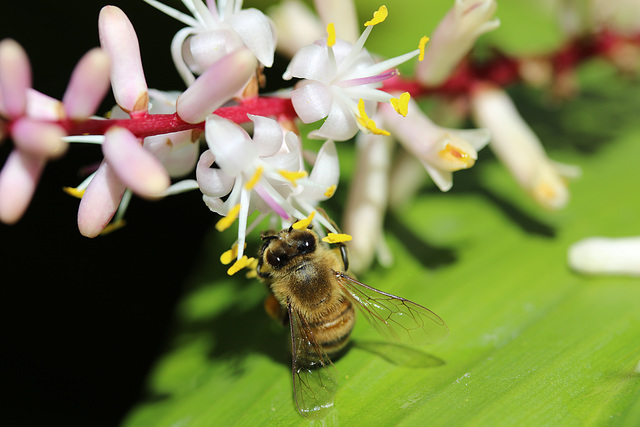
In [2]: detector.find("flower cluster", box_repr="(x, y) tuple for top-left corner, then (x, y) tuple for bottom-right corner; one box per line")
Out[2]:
(1, 0), (640, 276)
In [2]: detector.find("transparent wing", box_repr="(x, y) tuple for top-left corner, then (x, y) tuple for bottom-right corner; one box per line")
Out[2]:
(335, 271), (448, 345)
(288, 303), (338, 419)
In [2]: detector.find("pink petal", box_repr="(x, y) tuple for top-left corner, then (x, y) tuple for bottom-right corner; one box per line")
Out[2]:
(78, 162), (126, 238)
(63, 48), (111, 119)
(26, 89), (65, 120)
(0, 39), (31, 119)
(11, 118), (67, 158)
(177, 48), (257, 124)
(0, 149), (44, 224)
(102, 127), (170, 198)
(98, 6), (148, 113)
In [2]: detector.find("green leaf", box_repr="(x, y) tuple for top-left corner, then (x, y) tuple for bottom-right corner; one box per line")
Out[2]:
(125, 2), (640, 426)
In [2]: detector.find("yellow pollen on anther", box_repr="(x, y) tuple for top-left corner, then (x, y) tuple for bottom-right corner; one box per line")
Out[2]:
(279, 169), (307, 186)
(390, 92), (411, 117)
(100, 219), (126, 236)
(215, 203), (241, 232)
(438, 144), (475, 169)
(227, 255), (254, 276)
(327, 23), (336, 47)
(245, 258), (259, 278)
(322, 233), (353, 244)
(324, 185), (337, 198)
(365, 5), (388, 26)
(356, 99), (390, 136)
(245, 166), (263, 190)
(292, 211), (316, 230)
(63, 187), (85, 199)
(220, 243), (247, 265)
(418, 36), (429, 62)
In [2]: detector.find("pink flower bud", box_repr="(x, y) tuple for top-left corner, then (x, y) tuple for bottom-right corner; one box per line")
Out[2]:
(0, 39), (31, 119)
(0, 150), (45, 224)
(63, 48), (111, 119)
(78, 162), (126, 238)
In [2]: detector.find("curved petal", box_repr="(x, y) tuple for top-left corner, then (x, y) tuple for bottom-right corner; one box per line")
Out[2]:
(299, 139), (339, 201)
(262, 132), (302, 172)
(205, 115), (257, 176)
(227, 8), (276, 67)
(248, 114), (283, 157)
(187, 27), (243, 73)
(291, 81), (333, 124)
(11, 118), (67, 159)
(196, 149), (235, 197)
(102, 126), (170, 198)
(283, 43), (331, 81)
(308, 99), (358, 141)
(171, 27), (198, 86)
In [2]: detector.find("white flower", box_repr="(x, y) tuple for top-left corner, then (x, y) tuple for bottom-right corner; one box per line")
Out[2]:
(144, 0), (276, 85)
(470, 84), (580, 210)
(268, 0), (325, 58)
(196, 114), (339, 266)
(283, 6), (427, 141)
(568, 236), (640, 276)
(416, 0), (500, 86)
(381, 97), (490, 192)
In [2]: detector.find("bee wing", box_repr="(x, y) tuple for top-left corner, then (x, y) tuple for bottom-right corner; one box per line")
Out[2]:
(288, 302), (338, 419)
(335, 272), (448, 345)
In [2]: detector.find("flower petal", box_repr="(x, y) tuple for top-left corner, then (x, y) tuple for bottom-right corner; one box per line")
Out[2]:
(249, 114), (284, 157)
(102, 126), (170, 198)
(283, 43), (331, 81)
(290, 80), (333, 124)
(196, 149), (235, 197)
(62, 48), (111, 119)
(227, 8), (277, 67)
(205, 115), (257, 176)
(0, 39), (31, 119)
(0, 150), (44, 224)
(11, 118), (67, 158)
(77, 162), (126, 238)
(177, 48), (257, 124)
(308, 99), (359, 141)
(99, 6), (148, 113)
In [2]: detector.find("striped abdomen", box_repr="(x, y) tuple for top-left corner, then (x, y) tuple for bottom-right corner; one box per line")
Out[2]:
(308, 297), (355, 358)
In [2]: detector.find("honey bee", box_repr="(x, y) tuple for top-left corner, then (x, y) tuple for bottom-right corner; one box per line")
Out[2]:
(257, 225), (448, 418)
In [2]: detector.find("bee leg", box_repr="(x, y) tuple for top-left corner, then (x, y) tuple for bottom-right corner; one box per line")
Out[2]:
(264, 293), (287, 325)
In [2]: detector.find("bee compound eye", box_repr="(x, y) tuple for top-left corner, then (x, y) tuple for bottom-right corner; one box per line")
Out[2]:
(266, 250), (288, 268)
(298, 232), (316, 254)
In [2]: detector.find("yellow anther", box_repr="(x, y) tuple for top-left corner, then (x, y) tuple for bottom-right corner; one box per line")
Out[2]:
(63, 187), (85, 199)
(418, 36), (429, 62)
(292, 211), (316, 230)
(245, 166), (263, 190)
(390, 92), (411, 117)
(220, 243), (247, 265)
(245, 258), (259, 279)
(215, 204), (241, 232)
(100, 219), (126, 236)
(227, 255), (254, 276)
(365, 5), (388, 27)
(322, 233), (353, 244)
(356, 99), (390, 136)
(324, 185), (337, 198)
(327, 23), (336, 47)
(438, 143), (475, 170)
(279, 169), (308, 186)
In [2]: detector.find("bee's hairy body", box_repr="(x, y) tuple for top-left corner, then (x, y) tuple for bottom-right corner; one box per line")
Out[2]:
(258, 228), (355, 359)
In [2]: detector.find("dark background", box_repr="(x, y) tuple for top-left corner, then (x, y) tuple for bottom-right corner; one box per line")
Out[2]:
(1, 2), (215, 425)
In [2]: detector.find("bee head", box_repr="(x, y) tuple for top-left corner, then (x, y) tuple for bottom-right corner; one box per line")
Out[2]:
(261, 228), (318, 270)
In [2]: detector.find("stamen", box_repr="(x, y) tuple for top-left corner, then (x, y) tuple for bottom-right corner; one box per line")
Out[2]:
(419, 36), (429, 62)
(220, 243), (247, 265)
(338, 69), (398, 88)
(390, 92), (410, 117)
(327, 23), (336, 48)
(227, 255), (254, 276)
(215, 203), (241, 232)
(438, 143), (475, 169)
(245, 166), (264, 190)
(364, 5), (388, 27)
(63, 187), (86, 199)
(324, 185), (337, 198)
(356, 99), (390, 136)
(245, 258), (259, 278)
(292, 211), (316, 229)
(323, 233), (353, 244)
(279, 169), (308, 186)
